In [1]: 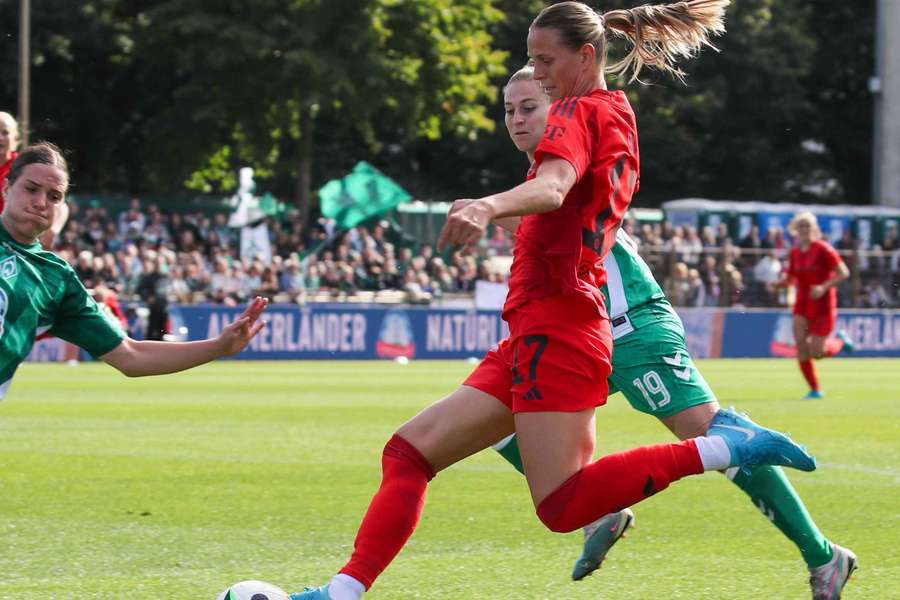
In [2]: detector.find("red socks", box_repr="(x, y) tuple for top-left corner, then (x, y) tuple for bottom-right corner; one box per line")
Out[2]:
(340, 436), (706, 585)
(798, 359), (819, 391)
(536, 440), (704, 533)
(340, 434), (435, 589)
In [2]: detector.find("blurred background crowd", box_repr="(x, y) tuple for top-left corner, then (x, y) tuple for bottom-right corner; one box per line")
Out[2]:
(54, 197), (900, 310)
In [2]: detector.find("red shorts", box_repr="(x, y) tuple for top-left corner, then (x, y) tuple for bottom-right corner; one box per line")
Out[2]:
(463, 295), (611, 413)
(795, 310), (836, 338)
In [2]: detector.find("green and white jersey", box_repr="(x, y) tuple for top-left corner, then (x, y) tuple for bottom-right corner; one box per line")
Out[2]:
(0, 224), (125, 399)
(601, 229), (667, 340)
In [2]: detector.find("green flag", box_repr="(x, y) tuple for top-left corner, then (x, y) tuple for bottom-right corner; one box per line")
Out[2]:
(319, 161), (412, 229)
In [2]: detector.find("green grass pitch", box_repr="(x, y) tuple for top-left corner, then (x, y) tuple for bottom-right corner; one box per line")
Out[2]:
(0, 358), (897, 599)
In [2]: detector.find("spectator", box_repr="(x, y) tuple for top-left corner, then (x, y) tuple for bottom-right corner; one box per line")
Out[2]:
(883, 223), (899, 252)
(835, 229), (854, 252)
(678, 225), (703, 267)
(686, 268), (706, 307)
(135, 256), (170, 340)
(117, 197), (146, 237)
(739, 224), (762, 251)
(664, 262), (690, 306)
(752, 249), (782, 306)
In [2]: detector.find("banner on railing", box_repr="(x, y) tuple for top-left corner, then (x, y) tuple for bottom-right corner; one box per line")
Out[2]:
(176, 304), (510, 360)
(721, 309), (900, 358)
(153, 304), (900, 360)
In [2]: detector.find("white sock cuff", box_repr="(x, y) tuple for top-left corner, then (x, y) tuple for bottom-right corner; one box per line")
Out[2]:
(491, 433), (516, 451)
(329, 574), (366, 600)
(693, 435), (732, 471)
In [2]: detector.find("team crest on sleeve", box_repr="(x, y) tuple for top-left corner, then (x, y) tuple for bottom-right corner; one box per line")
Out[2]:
(0, 256), (17, 280)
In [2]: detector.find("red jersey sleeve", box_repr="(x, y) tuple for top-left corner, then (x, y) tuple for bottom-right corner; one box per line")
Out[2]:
(818, 240), (842, 270)
(533, 96), (593, 182)
(787, 250), (797, 278)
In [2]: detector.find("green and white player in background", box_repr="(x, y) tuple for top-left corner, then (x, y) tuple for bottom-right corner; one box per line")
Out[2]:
(0, 142), (269, 399)
(495, 67), (856, 600)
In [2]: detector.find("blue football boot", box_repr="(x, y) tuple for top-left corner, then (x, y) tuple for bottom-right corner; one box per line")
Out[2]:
(290, 586), (332, 600)
(708, 408), (816, 471)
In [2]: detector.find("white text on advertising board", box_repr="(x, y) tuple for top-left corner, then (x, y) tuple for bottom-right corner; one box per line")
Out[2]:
(208, 311), (367, 353)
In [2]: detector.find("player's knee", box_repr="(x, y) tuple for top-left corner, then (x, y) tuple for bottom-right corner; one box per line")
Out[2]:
(535, 481), (581, 533)
(382, 434), (436, 482)
(536, 505), (576, 533)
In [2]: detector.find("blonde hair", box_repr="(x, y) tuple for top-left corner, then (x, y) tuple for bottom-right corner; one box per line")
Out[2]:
(506, 64), (536, 88)
(788, 211), (821, 240)
(0, 111), (20, 151)
(531, 0), (729, 83)
(503, 65), (552, 106)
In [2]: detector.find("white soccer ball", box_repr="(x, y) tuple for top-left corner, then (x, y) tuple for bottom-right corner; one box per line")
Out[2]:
(216, 580), (290, 600)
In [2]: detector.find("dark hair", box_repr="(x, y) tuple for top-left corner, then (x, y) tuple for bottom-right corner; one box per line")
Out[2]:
(7, 142), (69, 189)
(531, 0), (729, 82)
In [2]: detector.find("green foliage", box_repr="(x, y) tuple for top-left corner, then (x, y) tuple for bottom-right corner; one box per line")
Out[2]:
(131, 0), (506, 196)
(0, 359), (896, 597)
(0, 1), (876, 205)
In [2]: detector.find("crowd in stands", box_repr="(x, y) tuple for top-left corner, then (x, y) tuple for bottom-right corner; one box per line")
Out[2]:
(53, 198), (900, 310)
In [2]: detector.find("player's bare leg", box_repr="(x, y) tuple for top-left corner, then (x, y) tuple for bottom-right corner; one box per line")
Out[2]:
(293, 386), (513, 600)
(514, 410), (596, 508)
(396, 385), (514, 472)
(808, 335), (828, 360)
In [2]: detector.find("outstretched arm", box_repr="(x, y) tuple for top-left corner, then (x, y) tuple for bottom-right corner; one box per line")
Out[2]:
(101, 297), (268, 377)
(437, 156), (575, 251)
(493, 217), (521, 233)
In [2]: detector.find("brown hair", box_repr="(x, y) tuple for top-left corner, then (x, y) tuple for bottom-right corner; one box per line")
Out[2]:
(7, 142), (69, 190)
(531, 0), (729, 83)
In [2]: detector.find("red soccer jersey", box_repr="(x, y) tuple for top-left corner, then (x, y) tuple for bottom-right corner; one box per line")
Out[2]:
(0, 152), (17, 214)
(788, 239), (842, 316)
(504, 89), (639, 319)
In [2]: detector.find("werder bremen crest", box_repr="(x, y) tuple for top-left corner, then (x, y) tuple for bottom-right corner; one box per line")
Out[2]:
(0, 256), (17, 281)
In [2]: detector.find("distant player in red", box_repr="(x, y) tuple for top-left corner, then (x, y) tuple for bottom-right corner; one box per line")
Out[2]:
(0, 111), (19, 212)
(0, 111), (68, 248)
(292, 4), (816, 599)
(780, 211), (853, 399)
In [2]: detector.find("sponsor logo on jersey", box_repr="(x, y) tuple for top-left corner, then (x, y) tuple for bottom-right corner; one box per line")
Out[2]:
(544, 124), (566, 141)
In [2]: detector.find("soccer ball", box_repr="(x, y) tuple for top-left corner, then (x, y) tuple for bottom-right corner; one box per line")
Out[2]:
(216, 580), (290, 600)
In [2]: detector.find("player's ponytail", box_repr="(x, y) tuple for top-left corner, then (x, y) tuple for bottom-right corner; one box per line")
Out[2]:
(603, 0), (729, 82)
(531, 1), (728, 84)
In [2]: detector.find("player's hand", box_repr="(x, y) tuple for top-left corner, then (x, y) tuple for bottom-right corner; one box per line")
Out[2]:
(218, 296), (268, 356)
(437, 198), (494, 252)
(809, 284), (826, 300)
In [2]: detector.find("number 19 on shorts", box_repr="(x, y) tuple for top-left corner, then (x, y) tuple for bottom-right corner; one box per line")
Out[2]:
(632, 370), (671, 411)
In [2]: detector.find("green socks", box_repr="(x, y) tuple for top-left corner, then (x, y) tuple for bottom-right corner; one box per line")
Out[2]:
(728, 465), (833, 568)
(493, 434), (525, 475)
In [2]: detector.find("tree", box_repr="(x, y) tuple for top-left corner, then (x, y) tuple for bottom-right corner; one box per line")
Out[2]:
(0, 1), (875, 208)
(136, 0), (507, 222)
